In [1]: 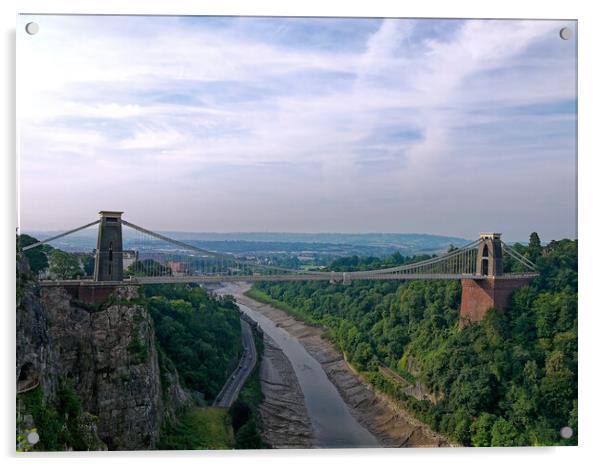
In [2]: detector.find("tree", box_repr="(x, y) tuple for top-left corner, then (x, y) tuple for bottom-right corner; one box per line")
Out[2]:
(471, 413), (497, 446)
(539, 351), (575, 421)
(234, 418), (262, 449)
(81, 255), (95, 276)
(352, 342), (372, 370)
(146, 285), (242, 399)
(18, 234), (50, 274)
(527, 232), (542, 261)
(447, 409), (471, 444)
(48, 250), (84, 279)
(491, 418), (521, 446)
(448, 367), (496, 416)
(534, 292), (576, 339)
(229, 400), (251, 433)
(126, 259), (171, 277)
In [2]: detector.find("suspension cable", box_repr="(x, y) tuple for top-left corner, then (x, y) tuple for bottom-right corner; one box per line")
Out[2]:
(121, 219), (306, 274)
(21, 220), (101, 251)
(501, 241), (537, 271)
(348, 239), (481, 276)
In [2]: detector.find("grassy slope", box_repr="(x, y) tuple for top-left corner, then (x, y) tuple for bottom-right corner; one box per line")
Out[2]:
(158, 407), (234, 450)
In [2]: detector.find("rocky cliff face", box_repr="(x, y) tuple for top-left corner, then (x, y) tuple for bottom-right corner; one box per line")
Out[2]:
(16, 258), (54, 398)
(16, 256), (190, 450)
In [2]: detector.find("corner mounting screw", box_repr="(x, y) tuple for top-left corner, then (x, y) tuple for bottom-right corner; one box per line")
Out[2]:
(559, 27), (572, 40)
(25, 22), (39, 35)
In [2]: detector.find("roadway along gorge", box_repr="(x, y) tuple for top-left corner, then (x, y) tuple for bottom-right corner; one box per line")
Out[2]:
(215, 282), (448, 448)
(213, 317), (257, 408)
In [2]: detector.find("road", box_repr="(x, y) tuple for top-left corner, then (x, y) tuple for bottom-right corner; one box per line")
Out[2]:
(213, 317), (257, 408)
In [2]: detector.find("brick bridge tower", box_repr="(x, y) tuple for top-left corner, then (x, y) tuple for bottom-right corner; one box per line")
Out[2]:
(93, 211), (124, 282)
(459, 233), (534, 327)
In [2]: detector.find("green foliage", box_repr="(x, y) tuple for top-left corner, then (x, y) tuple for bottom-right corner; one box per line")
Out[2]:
(252, 278), (461, 371)
(126, 259), (171, 277)
(127, 336), (149, 364)
(18, 234), (52, 274)
(229, 400), (251, 433)
(49, 249), (84, 279)
(245, 288), (320, 325)
(527, 232), (543, 262)
(328, 251), (432, 272)
(16, 428), (37, 452)
(19, 387), (62, 451)
(228, 332), (267, 449)
(157, 407), (233, 450)
(159, 325), (266, 450)
(144, 284), (242, 400)
(234, 417), (262, 449)
(18, 383), (104, 451)
(238, 336), (264, 410)
(490, 418), (522, 446)
(81, 255), (95, 276)
(254, 237), (577, 446)
(470, 413), (497, 446)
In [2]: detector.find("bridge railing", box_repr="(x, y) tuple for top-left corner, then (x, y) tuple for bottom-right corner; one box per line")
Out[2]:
(22, 216), (538, 283)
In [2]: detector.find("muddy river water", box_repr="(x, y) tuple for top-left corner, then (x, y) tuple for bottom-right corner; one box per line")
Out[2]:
(216, 283), (380, 448)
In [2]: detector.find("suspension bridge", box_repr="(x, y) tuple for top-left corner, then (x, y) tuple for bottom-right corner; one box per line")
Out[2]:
(21, 211), (539, 324)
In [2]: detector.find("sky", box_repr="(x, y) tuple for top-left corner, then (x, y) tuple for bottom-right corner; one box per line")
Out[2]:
(17, 16), (577, 241)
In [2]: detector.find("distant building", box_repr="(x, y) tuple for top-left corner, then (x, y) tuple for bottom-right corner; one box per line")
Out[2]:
(122, 250), (138, 271)
(167, 260), (190, 276)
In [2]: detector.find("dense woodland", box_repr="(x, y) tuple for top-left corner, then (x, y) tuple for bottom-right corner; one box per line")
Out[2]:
(252, 234), (577, 446)
(142, 284), (242, 401)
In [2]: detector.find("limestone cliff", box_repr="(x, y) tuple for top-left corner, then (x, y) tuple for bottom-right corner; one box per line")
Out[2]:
(16, 255), (191, 450)
(16, 257), (54, 397)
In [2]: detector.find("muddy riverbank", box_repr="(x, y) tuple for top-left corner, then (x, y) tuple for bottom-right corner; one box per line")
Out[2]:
(233, 283), (450, 448)
(256, 335), (314, 448)
(215, 283), (379, 448)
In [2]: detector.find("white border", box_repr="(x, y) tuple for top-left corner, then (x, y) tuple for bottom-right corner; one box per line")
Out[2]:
(2, 1), (600, 466)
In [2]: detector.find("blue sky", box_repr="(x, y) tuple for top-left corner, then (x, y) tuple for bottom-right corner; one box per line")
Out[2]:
(17, 16), (577, 241)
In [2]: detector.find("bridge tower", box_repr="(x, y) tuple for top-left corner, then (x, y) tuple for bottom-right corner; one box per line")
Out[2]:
(475, 233), (503, 276)
(460, 233), (533, 327)
(93, 211), (124, 282)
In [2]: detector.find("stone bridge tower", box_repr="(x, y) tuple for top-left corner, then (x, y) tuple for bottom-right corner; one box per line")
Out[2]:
(460, 233), (533, 327)
(93, 211), (124, 282)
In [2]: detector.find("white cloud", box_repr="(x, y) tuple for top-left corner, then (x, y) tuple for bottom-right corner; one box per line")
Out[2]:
(120, 126), (186, 150)
(17, 16), (576, 239)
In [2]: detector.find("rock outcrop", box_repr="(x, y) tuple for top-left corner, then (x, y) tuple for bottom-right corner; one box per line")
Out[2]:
(16, 257), (54, 398)
(16, 255), (191, 450)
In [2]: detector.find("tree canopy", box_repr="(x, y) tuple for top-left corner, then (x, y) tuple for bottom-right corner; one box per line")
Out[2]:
(252, 234), (577, 446)
(18, 234), (51, 274)
(143, 284), (242, 401)
(48, 250), (84, 279)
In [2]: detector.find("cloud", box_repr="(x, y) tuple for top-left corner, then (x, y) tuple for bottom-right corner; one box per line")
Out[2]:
(120, 126), (186, 150)
(17, 16), (576, 240)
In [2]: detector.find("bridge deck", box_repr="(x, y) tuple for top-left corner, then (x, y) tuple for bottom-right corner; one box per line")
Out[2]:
(39, 272), (539, 286)
(28, 217), (539, 288)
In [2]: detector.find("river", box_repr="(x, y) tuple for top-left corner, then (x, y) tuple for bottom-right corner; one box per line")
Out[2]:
(216, 283), (380, 448)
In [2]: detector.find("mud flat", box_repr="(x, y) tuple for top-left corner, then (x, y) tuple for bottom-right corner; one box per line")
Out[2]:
(257, 335), (314, 448)
(235, 284), (450, 448)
